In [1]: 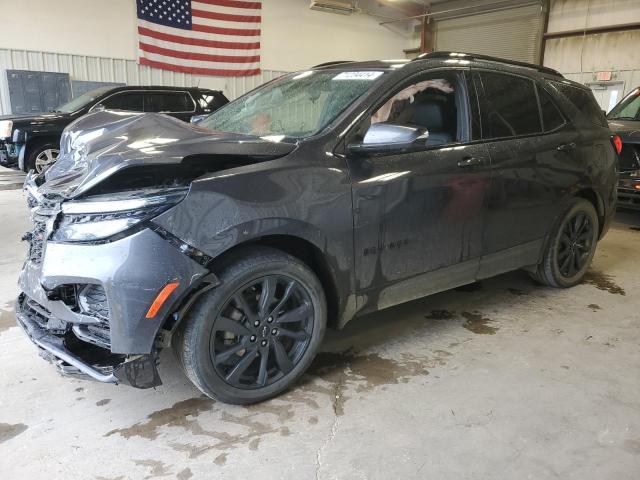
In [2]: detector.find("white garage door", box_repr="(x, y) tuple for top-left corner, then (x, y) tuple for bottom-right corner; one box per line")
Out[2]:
(435, 4), (544, 64)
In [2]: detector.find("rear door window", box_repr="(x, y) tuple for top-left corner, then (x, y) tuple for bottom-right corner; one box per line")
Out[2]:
(537, 85), (565, 132)
(101, 91), (144, 111)
(551, 81), (607, 127)
(145, 91), (194, 113)
(478, 71), (542, 139)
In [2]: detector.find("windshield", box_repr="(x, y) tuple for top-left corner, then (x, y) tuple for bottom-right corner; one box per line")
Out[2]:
(198, 70), (387, 140)
(608, 88), (640, 120)
(55, 86), (113, 113)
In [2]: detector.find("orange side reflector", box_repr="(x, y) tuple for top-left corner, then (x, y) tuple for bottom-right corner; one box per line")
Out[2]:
(145, 281), (180, 319)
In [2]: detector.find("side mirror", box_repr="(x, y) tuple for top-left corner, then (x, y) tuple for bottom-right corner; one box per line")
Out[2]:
(93, 103), (106, 112)
(190, 114), (208, 124)
(347, 123), (429, 156)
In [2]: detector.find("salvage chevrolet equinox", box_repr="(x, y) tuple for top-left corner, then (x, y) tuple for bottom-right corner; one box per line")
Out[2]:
(17, 52), (618, 404)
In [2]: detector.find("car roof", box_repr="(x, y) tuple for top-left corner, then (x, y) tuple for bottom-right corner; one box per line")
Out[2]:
(311, 52), (569, 83)
(102, 86), (223, 94)
(312, 59), (408, 71)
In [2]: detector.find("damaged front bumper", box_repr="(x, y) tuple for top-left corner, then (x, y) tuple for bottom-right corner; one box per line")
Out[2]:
(16, 296), (160, 388)
(17, 225), (208, 389)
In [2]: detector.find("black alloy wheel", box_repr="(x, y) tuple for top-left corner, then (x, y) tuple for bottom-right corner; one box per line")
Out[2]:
(556, 212), (594, 279)
(211, 275), (314, 389)
(530, 198), (599, 288)
(174, 246), (326, 404)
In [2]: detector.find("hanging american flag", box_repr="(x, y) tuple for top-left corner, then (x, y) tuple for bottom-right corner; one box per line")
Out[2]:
(136, 0), (261, 77)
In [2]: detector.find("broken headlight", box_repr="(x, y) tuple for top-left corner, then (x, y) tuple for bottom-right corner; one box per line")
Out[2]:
(52, 188), (188, 242)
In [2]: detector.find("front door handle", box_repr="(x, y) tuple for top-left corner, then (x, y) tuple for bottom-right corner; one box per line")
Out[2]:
(457, 156), (484, 168)
(557, 142), (576, 152)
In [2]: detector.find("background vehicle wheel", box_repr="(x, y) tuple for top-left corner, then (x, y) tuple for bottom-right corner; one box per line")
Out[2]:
(530, 198), (599, 288)
(173, 246), (327, 404)
(25, 142), (59, 174)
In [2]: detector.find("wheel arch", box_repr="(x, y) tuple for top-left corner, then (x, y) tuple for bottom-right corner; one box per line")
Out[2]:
(22, 135), (61, 171)
(25, 134), (60, 153)
(161, 230), (347, 338)
(207, 234), (343, 330)
(574, 187), (605, 236)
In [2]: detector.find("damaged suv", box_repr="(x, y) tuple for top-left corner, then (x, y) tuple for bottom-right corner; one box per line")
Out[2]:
(17, 52), (617, 404)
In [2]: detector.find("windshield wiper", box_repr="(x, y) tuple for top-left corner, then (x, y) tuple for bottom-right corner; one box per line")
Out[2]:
(610, 116), (638, 121)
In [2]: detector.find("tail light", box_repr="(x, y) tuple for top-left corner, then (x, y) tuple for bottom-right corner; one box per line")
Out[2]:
(611, 135), (623, 155)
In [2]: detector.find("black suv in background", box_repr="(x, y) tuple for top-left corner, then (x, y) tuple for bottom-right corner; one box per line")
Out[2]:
(607, 86), (640, 209)
(0, 86), (228, 173)
(17, 52), (617, 404)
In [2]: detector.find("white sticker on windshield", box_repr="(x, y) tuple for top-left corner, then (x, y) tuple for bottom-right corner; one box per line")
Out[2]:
(333, 71), (384, 81)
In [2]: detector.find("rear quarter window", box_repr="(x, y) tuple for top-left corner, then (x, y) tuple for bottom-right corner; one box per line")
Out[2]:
(537, 85), (565, 132)
(478, 71), (542, 139)
(550, 81), (607, 127)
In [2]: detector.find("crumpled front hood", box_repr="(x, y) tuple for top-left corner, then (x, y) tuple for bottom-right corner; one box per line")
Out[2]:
(38, 111), (297, 199)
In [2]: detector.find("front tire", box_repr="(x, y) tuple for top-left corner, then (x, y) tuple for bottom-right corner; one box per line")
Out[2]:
(173, 246), (327, 404)
(531, 198), (599, 288)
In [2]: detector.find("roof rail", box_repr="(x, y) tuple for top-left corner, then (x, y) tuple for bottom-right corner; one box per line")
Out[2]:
(414, 51), (563, 77)
(312, 60), (355, 68)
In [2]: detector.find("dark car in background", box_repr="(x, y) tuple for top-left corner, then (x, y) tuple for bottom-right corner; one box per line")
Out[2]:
(0, 86), (228, 173)
(16, 52), (617, 404)
(607, 86), (640, 209)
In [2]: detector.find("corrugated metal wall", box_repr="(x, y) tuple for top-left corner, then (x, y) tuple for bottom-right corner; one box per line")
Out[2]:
(0, 48), (287, 115)
(435, 3), (544, 64)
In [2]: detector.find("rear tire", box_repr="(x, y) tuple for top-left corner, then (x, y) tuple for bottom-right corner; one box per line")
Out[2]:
(173, 246), (326, 404)
(530, 198), (599, 288)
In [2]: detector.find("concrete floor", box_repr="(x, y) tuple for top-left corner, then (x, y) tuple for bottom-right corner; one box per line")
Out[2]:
(0, 168), (639, 479)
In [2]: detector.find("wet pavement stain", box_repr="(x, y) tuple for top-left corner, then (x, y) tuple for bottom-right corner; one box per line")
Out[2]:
(96, 399), (111, 407)
(588, 304), (601, 311)
(177, 468), (193, 480)
(105, 350), (447, 459)
(0, 422), (28, 443)
(133, 459), (172, 478)
(105, 397), (214, 440)
(248, 438), (260, 450)
(0, 307), (16, 334)
(304, 350), (438, 414)
(623, 438), (640, 454)
(425, 309), (456, 320)
(461, 312), (499, 335)
(582, 271), (626, 296)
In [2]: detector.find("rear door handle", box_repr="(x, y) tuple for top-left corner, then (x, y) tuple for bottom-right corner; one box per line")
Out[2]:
(457, 156), (484, 168)
(557, 142), (576, 152)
